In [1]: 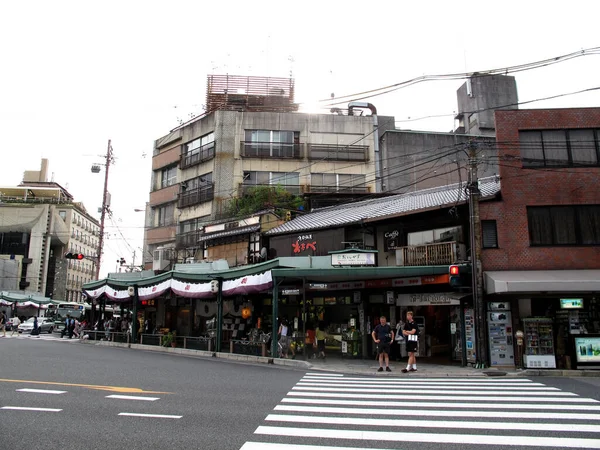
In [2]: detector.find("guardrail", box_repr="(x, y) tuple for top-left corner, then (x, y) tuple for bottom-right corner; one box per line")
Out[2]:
(80, 330), (213, 351)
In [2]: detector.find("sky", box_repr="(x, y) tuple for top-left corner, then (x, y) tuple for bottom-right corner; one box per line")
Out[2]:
(1, 0), (599, 280)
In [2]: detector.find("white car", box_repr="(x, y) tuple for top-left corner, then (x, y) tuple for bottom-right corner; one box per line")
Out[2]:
(18, 317), (54, 334)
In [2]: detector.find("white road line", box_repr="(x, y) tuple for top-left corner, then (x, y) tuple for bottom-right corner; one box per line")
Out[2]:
(16, 388), (67, 394)
(241, 443), (370, 450)
(296, 382), (560, 396)
(282, 397), (600, 410)
(286, 391), (595, 402)
(255, 425), (600, 448)
(118, 413), (182, 419)
(298, 380), (551, 388)
(293, 386), (564, 394)
(1, 406), (62, 412)
(266, 413), (600, 433)
(302, 376), (535, 382)
(304, 373), (343, 377)
(275, 404), (600, 420)
(105, 395), (159, 401)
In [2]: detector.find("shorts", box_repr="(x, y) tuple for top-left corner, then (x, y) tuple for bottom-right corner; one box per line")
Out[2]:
(377, 342), (391, 355)
(406, 341), (418, 353)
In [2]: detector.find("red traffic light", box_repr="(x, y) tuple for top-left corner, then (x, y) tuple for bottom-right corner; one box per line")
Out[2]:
(65, 252), (85, 260)
(449, 265), (460, 276)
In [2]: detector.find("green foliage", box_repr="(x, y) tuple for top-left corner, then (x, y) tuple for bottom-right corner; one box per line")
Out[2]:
(227, 186), (304, 218)
(161, 331), (175, 347)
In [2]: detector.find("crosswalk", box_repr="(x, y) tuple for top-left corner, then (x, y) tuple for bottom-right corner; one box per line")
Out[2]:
(241, 373), (600, 449)
(2, 333), (74, 341)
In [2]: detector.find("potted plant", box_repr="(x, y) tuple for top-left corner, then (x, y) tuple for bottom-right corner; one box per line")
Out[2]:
(161, 331), (176, 348)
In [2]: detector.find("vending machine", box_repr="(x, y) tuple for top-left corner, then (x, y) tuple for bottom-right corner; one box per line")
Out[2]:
(523, 318), (556, 368)
(464, 308), (476, 364)
(487, 302), (515, 366)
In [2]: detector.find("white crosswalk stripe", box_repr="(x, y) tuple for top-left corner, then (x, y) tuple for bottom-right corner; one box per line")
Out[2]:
(240, 374), (600, 449)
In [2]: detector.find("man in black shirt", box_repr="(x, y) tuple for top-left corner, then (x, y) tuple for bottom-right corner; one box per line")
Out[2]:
(372, 316), (394, 372)
(401, 311), (419, 373)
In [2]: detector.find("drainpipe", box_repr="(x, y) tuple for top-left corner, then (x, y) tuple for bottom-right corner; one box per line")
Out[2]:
(348, 102), (382, 193)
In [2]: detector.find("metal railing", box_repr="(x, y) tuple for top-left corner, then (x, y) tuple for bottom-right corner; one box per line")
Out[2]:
(240, 142), (302, 159)
(178, 184), (215, 208)
(396, 241), (462, 266)
(180, 143), (215, 169)
(304, 184), (369, 194)
(307, 143), (368, 161)
(80, 330), (213, 351)
(240, 183), (301, 195)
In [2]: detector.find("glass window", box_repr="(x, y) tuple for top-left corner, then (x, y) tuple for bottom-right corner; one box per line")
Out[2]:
(156, 203), (175, 227)
(542, 130), (568, 166)
(520, 128), (599, 168)
(569, 129), (598, 165)
(528, 205), (600, 245)
(161, 166), (177, 189)
(482, 221), (498, 248)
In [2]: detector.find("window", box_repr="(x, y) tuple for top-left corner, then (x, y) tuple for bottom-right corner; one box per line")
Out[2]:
(160, 166), (177, 189)
(181, 132), (215, 168)
(520, 129), (600, 167)
(527, 205), (600, 245)
(407, 226), (463, 246)
(310, 173), (367, 192)
(59, 210), (66, 221)
(243, 171), (300, 194)
(308, 144), (368, 161)
(155, 203), (175, 227)
(179, 173), (214, 208)
(243, 130), (300, 158)
(482, 221), (498, 248)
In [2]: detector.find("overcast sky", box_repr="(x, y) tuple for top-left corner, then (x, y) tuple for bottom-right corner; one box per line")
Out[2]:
(1, 1), (599, 280)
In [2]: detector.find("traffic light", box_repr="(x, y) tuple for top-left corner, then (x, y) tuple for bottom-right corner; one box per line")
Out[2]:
(449, 265), (461, 287)
(65, 252), (85, 260)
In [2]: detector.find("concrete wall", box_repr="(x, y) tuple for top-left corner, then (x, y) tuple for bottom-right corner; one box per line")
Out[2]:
(379, 130), (498, 193)
(480, 108), (600, 271)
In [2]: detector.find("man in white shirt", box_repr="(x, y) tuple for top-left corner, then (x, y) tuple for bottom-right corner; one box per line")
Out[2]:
(11, 316), (21, 336)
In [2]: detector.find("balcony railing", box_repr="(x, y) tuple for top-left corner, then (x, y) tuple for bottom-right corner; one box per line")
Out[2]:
(180, 142), (215, 169)
(240, 141), (302, 159)
(240, 183), (301, 195)
(304, 184), (369, 194)
(395, 241), (464, 266)
(307, 144), (368, 161)
(176, 231), (202, 249)
(178, 184), (215, 208)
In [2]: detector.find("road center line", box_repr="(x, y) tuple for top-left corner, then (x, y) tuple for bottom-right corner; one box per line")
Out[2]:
(17, 388), (66, 395)
(106, 395), (159, 401)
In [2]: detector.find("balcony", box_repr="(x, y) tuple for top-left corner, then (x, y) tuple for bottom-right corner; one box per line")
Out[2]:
(178, 184), (215, 208)
(180, 142), (215, 169)
(176, 231), (201, 249)
(240, 141), (302, 159)
(307, 144), (369, 161)
(395, 241), (465, 267)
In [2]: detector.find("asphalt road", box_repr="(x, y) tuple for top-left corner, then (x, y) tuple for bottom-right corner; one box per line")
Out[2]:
(2, 336), (600, 450)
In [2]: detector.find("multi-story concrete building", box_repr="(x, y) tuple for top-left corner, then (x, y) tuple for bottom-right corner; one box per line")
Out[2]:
(0, 160), (99, 301)
(144, 75), (394, 271)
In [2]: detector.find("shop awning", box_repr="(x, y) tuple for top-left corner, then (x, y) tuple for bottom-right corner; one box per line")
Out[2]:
(484, 270), (600, 294)
(197, 224), (260, 243)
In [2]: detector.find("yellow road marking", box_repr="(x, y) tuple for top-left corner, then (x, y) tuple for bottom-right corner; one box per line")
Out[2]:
(0, 378), (171, 394)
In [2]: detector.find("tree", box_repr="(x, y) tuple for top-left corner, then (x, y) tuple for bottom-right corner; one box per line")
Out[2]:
(227, 185), (304, 218)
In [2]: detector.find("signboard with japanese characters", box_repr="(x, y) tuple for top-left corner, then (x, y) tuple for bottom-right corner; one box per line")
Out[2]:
(397, 292), (461, 306)
(331, 252), (376, 266)
(269, 229), (344, 257)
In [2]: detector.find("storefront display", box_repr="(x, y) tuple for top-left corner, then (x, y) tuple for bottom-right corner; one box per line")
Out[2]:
(523, 318), (556, 368)
(487, 302), (514, 367)
(573, 335), (600, 369)
(464, 308), (476, 364)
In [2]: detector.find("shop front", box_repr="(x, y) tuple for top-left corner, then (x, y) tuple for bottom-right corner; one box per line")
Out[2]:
(484, 270), (600, 370)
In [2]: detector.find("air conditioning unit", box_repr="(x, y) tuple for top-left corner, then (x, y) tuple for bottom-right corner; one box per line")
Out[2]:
(153, 247), (172, 271)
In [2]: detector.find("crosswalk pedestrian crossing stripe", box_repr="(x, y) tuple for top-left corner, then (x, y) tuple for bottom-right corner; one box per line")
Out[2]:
(286, 391), (595, 402)
(254, 425), (600, 448)
(304, 373), (343, 377)
(294, 385), (566, 394)
(299, 379), (550, 387)
(281, 397), (600, 410)
(266, 413), (600, 433)
(275, 404), (600, 421)
(302, 375), (535, 382)
(298, 382), (558, 390)
(241, 443), (373, 450)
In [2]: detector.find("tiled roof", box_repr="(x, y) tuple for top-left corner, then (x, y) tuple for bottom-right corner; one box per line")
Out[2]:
(265, 176), (500, 236)
(197, 224), (261, 242)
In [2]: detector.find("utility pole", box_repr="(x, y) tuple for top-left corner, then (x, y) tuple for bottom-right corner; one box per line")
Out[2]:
(95, 140), (114, 280)
(467, 140), (487, 369)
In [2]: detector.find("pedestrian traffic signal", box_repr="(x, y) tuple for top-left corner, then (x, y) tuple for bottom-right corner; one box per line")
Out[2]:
(65, 252), (85, 260)
(449, 265), (461, 287)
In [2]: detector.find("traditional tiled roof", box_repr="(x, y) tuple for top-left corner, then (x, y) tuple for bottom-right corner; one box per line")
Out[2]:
(265, 176), (500, 236)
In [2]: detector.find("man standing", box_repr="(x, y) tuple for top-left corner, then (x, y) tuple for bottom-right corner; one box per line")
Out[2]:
(372, 316), (394, 372)
(401, 311), (419, 373)
(0, 311), (6, 337)
(11, 316), (21, 336)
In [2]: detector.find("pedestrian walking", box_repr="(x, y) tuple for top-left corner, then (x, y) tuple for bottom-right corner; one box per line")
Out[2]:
(0, 311), (6, 337)
(315, 321), (327, 359)
(401, 311), (419, 373)
(11, 316), (21, 336)
(277, 318), (290, 358)
(372, 315), (394, 372)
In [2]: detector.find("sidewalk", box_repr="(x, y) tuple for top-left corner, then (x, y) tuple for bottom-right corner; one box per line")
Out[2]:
(86, 339), (600, 377)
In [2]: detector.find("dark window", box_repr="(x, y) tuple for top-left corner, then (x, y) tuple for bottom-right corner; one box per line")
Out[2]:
(527, 205), (600, 246)
(242, 130), (300, 158)
(181, 132), (215, 168)
(179, 173), (214, 208)
(481, 221), (498, 248)
(520, 129), (600, 168)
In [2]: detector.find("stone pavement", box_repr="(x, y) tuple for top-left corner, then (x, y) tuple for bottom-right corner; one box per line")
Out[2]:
(86, 340), (599, 377)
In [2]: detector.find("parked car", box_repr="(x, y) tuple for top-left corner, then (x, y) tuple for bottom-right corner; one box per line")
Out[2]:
(18, 317), (54, 334)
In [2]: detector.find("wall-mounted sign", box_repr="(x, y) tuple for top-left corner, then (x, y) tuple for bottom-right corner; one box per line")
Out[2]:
(281, 289), (300, 296)
(575, 336), (600, 363)
(384, 230), (400, 252)
(560, 298), (584, 309)
(386, 291), (395, 304)
(397, 293), (461, 306)
(331, 252), (375, 266)
(292, 234), (317, 254)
